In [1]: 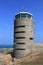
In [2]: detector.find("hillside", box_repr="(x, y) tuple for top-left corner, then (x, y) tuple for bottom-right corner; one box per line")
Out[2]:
(0, 44), (43, 65)
(14, 52), (43, 65)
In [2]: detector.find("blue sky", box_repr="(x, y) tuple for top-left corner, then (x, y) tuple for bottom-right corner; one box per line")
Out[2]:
(0, 0), (43, 45)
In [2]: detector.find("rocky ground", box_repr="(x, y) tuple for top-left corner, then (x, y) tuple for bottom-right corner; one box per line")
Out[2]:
(0, 44), (43, 65)
(0, 48), (13, 65)
(0, 54), (13, 65)
(0, 50), (43, 65)
(14, 52), (43, 65)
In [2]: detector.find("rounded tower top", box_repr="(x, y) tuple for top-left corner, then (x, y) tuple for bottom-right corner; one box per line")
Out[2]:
(15, 12), (33, 19)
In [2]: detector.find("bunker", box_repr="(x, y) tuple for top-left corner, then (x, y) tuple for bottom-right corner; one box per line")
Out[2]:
(14, 12), (34, 58)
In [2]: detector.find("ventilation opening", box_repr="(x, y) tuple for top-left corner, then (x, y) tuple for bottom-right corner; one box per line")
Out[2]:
(15, 48), (25, 50)
(29, 38), (34, 40)
(15, 31), (25, 33)
(15, 25), (25, 28)
(17, 43), (25, 44)
(15, 37), (25, 39)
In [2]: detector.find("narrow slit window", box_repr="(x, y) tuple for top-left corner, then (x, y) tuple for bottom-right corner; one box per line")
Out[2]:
(14, 25), (25, 28)
(15, 48), (25, 50)
(29, 38), (34, 40)
(15, 31), (25, 33)
(17, 43), (25, 44)
(15, 37), (25, 39)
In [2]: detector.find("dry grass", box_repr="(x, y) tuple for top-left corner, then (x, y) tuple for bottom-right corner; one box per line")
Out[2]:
(14, 52), (43, 65)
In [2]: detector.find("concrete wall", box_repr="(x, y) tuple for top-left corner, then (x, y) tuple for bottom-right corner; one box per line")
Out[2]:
(14, 18), (34, 58)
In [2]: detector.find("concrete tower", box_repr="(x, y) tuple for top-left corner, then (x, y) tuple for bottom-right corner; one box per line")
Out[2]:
(14, 12), (34, 58)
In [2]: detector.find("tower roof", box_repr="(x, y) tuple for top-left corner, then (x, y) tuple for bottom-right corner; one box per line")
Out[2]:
(15, 12), (33, 18)
(16, 12), (32, 16)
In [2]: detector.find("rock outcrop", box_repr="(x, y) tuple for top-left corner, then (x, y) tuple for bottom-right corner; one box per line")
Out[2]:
(0, 54), (13, 65)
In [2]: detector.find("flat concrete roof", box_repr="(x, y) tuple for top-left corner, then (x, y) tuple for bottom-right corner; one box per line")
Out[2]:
(15, 12), (33, 16)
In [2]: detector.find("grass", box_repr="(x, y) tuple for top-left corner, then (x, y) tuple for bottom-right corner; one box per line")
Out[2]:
(20, 61), (43, 65)
(20, 52), (43, 65)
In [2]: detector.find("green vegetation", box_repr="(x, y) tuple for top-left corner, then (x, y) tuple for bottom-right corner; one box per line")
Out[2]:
(20, 61), (43, 65)
(0, 48), (13, 54)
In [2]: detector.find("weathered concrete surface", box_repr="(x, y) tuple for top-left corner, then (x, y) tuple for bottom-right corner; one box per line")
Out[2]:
(14, 17), (34, 58)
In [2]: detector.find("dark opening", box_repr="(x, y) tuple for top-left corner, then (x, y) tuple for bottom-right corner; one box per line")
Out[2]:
(14, 25), (25, 28)
(29, 38), (34, 40)
(15, 37), (25, 39)
(15, 48), (25, 50)
(15, 31), (25, 33)
(17, 43), (25, 44)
